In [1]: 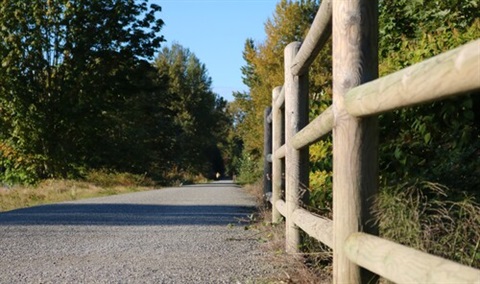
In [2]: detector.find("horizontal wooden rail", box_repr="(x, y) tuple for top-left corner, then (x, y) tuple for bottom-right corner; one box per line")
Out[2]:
(345, 232), (480, 283)
(345, 39), (480, 117)
(292, 106), (333, 150)
(273, 199), (333, 249)
(273, 144), (286, 159)
(275, 199), (287, 217)
(292, 209), (333, 249)
(291, 0), (332, 76)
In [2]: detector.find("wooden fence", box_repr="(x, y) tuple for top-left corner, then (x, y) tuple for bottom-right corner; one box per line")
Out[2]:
(263, 0), (480, 283)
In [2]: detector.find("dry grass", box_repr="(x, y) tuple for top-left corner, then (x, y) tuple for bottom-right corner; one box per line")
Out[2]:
(258, 220), (332, 284)
(0, 171), (155, 212)
(244, 182), (332, 284)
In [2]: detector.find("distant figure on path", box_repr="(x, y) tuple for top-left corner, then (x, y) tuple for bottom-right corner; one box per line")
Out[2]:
(215, 172), (220, 180)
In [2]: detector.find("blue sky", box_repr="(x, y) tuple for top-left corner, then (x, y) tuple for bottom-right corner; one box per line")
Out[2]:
(151, 0), (279, 101)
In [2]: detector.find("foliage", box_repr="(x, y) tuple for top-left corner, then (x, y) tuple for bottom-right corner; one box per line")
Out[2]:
(162, 166), (208, 187)
(154, 43), (230, 179)
(0, 1), (232, 185)
(236, 150), (262, 185)
(221, 96), (245, 177)
(0, 0), (164, 182)
(0, 141), (40, 184)
(238, 0), (321, 158)
(308, 140), (332, 215)
(378, 18), (480, 193)
(378, 0), (479, 57)
(85, 169), (155, 188)
(236, 0), (480, 196)
(235, 0), (332, 187)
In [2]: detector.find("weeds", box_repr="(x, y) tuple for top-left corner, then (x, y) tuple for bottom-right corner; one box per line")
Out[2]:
(244, 182), (332, 283)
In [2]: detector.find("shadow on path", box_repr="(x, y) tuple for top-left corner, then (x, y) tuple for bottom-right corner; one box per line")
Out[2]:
(0, 204), (254, 227)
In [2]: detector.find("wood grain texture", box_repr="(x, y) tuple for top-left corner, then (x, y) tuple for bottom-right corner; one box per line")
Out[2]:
(272, 87), (284, 223)
(291, 0), (332, 76)
(293, 208), (333, 248)
(292, 106), (333, 150)
(332, 0), (379, 283)
(345, 39), (480, 117)
(345, 232), (480, 283)
(284, 42), (309, 254)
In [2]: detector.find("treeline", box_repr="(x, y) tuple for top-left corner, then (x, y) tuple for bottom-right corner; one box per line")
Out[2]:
(234, 0), (480, 266)
(0, 0), (230, 184)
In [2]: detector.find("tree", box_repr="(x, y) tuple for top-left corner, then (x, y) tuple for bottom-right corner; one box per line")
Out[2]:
(0, 0), (164, 183)
(235, 0), (333, 186)
(238, 0), (321, 155)
(155, 43), (230, 178)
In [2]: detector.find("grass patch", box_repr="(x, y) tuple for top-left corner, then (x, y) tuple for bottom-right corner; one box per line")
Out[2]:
(374, 181), (480, 268)
(0, 170), (156, 212)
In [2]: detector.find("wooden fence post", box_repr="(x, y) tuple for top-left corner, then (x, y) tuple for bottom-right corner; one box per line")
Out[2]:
(332, 0), (379, 283)
(264, 107), (272, 199)
(284, 42), (309, 253)
(272, 87), (283, 223)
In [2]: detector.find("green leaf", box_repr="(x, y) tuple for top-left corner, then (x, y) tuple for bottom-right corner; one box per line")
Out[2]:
(424, 133), (431, 144)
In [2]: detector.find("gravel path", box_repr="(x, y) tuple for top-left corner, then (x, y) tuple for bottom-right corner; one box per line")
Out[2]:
(0, 181), (275, 283)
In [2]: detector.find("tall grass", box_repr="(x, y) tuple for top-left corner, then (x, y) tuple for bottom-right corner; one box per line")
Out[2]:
(0, 170), (155, 212)
(374, 181), (480, 268)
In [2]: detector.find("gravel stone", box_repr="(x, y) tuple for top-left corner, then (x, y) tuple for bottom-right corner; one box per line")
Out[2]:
(0, 181), (275, 283)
